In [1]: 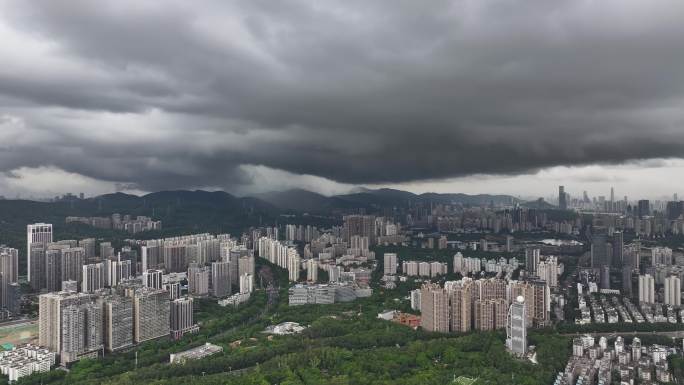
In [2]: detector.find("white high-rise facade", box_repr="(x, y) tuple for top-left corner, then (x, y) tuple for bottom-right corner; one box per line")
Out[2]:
(638, 274), (655, 304)
(27, 223), (53, 282)
(506, 296), (527, 356)
(665, 275), (681, 306)
(383, 253), (398, 275)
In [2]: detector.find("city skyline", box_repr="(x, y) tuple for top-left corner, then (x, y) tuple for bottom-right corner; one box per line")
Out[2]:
(2, 1), (684, 199)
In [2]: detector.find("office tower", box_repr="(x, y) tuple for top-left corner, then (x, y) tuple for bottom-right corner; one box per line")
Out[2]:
(287, 251), (301, 282)
(130, 288), (170, 343)
(211, 261), (231, 298)
(383, 253), (398, 275)
(610, 187), (614, 209)
(163, 244), (187, 273)
(591, 227), (609, 268)
(142, 269), (163, 290)
(82, 263), (104, 293)
(525, 249), (540, 274)
(536, 257), (558, 287)
(99, 242), (115, 259)
(558, 186), (567, 210)
(306, 259), (318, 282)
(612, 231), (624, 268)
(240, 273), (254, 294)
(506, 296), (527, 356)
(446, 280), (472, 332)
(343, 215), (376, 245)
(622, 246), (633, 296)
(170, 297), (197, 340)
(632, 337), (642, 361)
(665, 276), (681, 306)
(27, 223), (52, 282)
(187, 265), (210, 296)
(60, 247), (85, 285)
(102, 295), (134, 352)
(420, 283), (449, 333)
(638, 200), (650, 218)
(638, 274), (655, 304)
(238, 255), (255, 277)
(38, 292), (102, 364)
(78, 238), (96, 262)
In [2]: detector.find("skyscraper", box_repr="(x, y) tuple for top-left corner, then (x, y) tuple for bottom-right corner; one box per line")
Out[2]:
(591, 227), (609, 268)
(637, 200), (650, 218)
(558, 186), (567, 210)
(506, 296), (527, 356)
(27, 223), (53, 283)
(0, 247), (19, 312)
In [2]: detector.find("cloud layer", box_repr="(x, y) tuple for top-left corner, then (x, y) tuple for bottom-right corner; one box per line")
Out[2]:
(1, 0), (684, 197)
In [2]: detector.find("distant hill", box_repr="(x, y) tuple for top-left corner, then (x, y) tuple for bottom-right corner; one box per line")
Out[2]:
(0, 190), (280, 255)
(521, 198), (557, 210)
(251, 188), (520, 212)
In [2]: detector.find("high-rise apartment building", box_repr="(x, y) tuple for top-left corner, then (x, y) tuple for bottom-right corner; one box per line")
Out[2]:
(38, 291), (102, 365)
(384, 253), (398, 275)
(60, 247), (85, 285)
(239, 273), (253, 294)
(163, 243), (187, 273)
(82, 263), (104, 293)
(343, 215), (376, 245)
(287, 251), (300, 282)
(142, 269), (163, 290)
(525, 249), (540, 274)
(102, 295), (134, 352)
(27, 223), (53, 282)
(29, 243), (47, 291)
(446, 280), (472, 333)
(187, 265), (210, 296)
(665, 276), (681, 306)
(638, 274), (655, 304)
(211, 261), (231, 298)
(130, 288), (170, 343)
(306, 259), (318, 282)
(0, 246), (19, 313)
(420, 283), (449, 333)
(170, 297), (197, 340)
(536, 257), (558, 288)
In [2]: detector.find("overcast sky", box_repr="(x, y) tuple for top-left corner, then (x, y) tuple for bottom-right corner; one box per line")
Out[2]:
(1, 0), (684, 200)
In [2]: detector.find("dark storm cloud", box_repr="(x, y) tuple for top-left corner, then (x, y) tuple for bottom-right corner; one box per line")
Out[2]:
(2, 0), (684, 193)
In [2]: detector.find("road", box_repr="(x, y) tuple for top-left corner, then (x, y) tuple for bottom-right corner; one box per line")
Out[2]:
(561, 330), (684, 339)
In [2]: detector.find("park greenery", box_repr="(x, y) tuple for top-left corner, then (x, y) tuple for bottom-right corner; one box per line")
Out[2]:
(7, 258), (572, 385)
